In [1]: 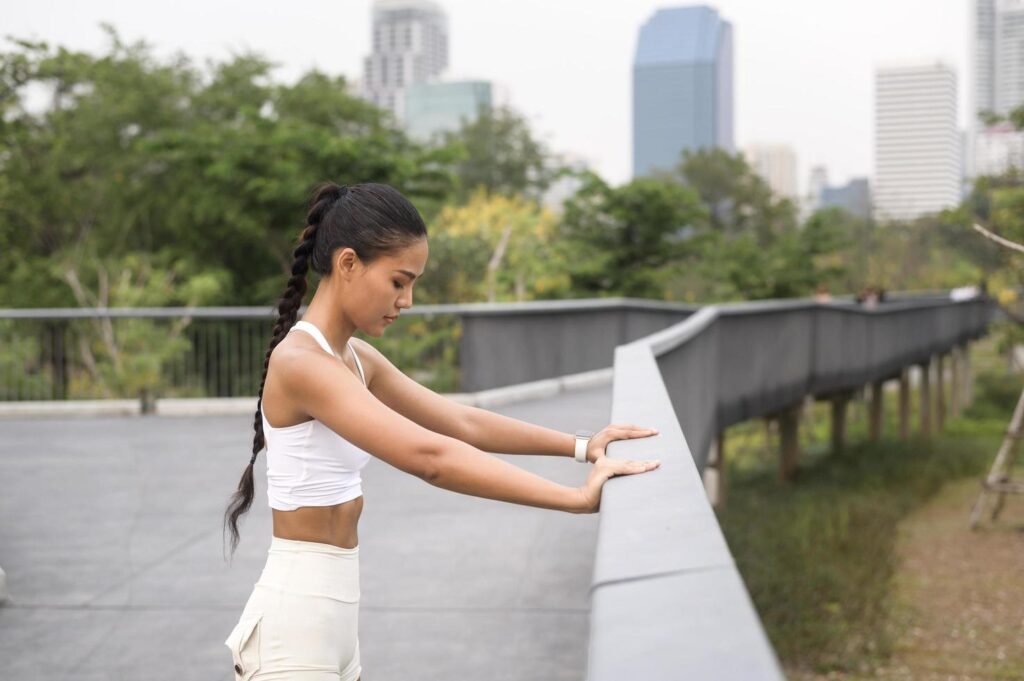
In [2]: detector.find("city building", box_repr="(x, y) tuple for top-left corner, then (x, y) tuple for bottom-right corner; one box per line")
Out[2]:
(404, 80), (493, 142)
(874, 61), (960, 221)
(820, 178), (872, 220)
(973, 122), (1024, 176)
(968, 0), (1024, 177)
(743, 143), (798, 200)
(632, 5), (734, 178)
(362, 0), (449, 122)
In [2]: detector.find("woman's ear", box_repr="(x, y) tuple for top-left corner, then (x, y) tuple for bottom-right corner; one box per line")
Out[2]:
(334, 248), (362, 281)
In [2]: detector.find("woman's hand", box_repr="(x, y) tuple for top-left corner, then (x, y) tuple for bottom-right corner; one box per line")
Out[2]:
(574, 424), (661, 514)
(586, 424), (660, 463)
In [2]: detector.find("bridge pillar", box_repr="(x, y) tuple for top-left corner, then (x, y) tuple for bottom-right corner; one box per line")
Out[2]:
(779, 404), (801, 482)
(936, 354), (947, 431)
(703, 430), (727, 508)
(831, 392), (851, 454)
(951, 345), (962, 418)
(899, 368), (911, 440)
(869, 380), (884, 441)
(961, 341), (974, 409)
(919, 357), (933, 438)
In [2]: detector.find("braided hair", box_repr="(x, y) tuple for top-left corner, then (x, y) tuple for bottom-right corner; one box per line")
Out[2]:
(223, 181), (428, 558)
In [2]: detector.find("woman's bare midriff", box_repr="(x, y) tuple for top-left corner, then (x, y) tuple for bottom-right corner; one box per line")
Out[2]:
(272, 497), (363, 550)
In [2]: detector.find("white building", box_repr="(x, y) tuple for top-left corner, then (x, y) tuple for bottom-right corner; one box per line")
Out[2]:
(362, 0), (449, 122)
(973, 122), (1024, 175)
(874, 61), (961, 221)
(969, 0), (1024, 178)
(742, 143), (798, 200)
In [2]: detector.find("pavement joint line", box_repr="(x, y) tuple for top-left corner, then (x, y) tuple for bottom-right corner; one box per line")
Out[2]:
(80, 527), (216, 606)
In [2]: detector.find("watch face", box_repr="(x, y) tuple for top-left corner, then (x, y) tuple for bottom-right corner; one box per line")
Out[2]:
(575, 429), (595, 439)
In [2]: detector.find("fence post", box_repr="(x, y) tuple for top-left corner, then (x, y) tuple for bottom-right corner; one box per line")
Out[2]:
(779, 404), (801, 482)
(899, 368), (911, 440)
(919, 357), (933, 438)
(936, 354), (947, 431)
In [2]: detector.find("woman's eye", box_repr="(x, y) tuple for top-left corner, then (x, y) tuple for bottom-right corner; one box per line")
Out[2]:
(393, 281), (404, 289)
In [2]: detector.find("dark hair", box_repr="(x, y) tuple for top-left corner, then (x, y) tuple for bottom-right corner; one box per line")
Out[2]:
(223, 181), (427, 558)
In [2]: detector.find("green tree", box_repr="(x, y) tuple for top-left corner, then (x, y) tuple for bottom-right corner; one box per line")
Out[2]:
(556, 172), (706, 298)
(441, 104), (553, 201)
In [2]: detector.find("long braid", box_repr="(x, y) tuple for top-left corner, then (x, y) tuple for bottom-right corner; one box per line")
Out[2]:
(222, 183), (345, 558)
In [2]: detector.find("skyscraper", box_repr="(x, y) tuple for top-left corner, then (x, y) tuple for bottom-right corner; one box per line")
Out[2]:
(969, 1), (1024, 179)
(874, 61), (960, 221)
(404, 81), (493, 142)
(362, 0), (449, 122)
(743, 144), (798, 200)
(632, 5), (734, 178)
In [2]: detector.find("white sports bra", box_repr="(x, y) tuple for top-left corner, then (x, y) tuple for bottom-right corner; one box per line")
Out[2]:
(261, 320), (372, 511)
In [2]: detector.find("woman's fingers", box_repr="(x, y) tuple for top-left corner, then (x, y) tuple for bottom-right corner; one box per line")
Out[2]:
(606, 458), (661, 478)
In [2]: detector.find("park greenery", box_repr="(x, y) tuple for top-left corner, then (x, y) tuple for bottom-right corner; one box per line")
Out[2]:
(0, 28), (1016, 397)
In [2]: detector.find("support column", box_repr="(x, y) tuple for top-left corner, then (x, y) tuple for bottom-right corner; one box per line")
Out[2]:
(962, 341), (973, 409)
(704, 430), (727, 508)
(951, 345), (962, 418)
(899, 368), (911, 441)
(779, 404), (802, 482)
(831, 393), (850, 455)
(920, 357), (933, 439)
(936, 354), (947, 431)
(869, 380), (884, 441)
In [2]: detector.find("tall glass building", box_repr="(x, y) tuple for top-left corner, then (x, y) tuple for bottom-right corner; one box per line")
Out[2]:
(632, 5), (734, 178)
(404, 81), (493, 142)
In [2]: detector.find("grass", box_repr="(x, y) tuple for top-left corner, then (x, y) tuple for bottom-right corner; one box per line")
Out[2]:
(714, 334), (1021, 676)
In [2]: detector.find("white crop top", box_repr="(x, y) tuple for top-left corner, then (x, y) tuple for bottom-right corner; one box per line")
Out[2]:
(261, 320), (372, 511)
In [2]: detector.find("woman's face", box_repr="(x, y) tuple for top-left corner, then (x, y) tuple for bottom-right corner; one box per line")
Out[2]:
(337, 237), (428, 337)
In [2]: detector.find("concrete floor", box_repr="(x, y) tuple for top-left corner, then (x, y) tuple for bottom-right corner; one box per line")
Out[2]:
(0, 386), (611, 681)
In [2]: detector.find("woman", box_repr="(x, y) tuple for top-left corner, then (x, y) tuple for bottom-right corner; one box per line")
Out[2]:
(222, 182), (662, 680)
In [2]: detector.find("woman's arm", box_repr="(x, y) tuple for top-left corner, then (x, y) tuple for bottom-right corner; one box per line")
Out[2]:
(278, 346), (587, 513)
(462, 406), (577, 457)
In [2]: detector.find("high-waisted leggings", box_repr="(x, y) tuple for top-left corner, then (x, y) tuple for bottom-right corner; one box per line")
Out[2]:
(224, 536), (361, 680)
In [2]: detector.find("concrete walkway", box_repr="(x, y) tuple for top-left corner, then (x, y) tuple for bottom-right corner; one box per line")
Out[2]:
(0, 386), (611, 681)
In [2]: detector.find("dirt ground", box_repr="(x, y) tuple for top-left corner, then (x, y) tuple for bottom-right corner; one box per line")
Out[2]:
(790, 472), (1024, 680)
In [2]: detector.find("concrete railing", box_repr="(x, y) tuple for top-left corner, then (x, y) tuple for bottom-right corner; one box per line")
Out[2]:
(586, 294), (994, 680)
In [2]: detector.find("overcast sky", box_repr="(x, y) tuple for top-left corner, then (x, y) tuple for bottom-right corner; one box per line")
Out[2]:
(10, 0), (970, 192)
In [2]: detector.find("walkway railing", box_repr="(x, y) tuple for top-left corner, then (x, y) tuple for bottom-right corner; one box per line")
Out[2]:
(587, 294), (994, 680)
(0, 299), (697, 402)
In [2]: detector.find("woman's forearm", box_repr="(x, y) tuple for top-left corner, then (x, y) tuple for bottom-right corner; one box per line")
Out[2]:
(463, 406), (577, 457)
(426, 436), (584, 513)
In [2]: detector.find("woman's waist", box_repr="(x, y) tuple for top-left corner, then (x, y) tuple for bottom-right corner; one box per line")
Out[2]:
(256, 540), (361, 603)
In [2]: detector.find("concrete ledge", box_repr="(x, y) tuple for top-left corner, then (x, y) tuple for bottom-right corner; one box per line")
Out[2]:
(0, 399), (140, 418)
(157, 397), (258, 416)
(0, 367), (614, 418)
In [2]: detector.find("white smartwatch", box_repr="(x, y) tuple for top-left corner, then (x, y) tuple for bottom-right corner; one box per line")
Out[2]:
(574, 429), (594, 463)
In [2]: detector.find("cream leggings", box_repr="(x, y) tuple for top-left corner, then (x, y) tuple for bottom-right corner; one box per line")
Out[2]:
(224, 536), (362, 681)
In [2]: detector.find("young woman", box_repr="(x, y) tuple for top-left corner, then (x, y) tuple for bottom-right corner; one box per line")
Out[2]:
(222, 182), (662, 681)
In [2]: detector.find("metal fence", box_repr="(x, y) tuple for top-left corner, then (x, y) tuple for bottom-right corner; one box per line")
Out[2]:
(586, 294), (994, 681)
(0, 299), (698, 402)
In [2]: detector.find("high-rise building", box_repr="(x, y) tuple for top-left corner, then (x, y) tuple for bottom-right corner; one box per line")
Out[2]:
(874, 61), (960, 221)
(973, 122), (1024, 175)
(632, 5), (734, 178)
(362, 0), (449, 122)
(969, 1), (1024, 178)
(821, 179), (872, 220)
(404, 81), (492, 142)
(743, 144), (798, 200)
